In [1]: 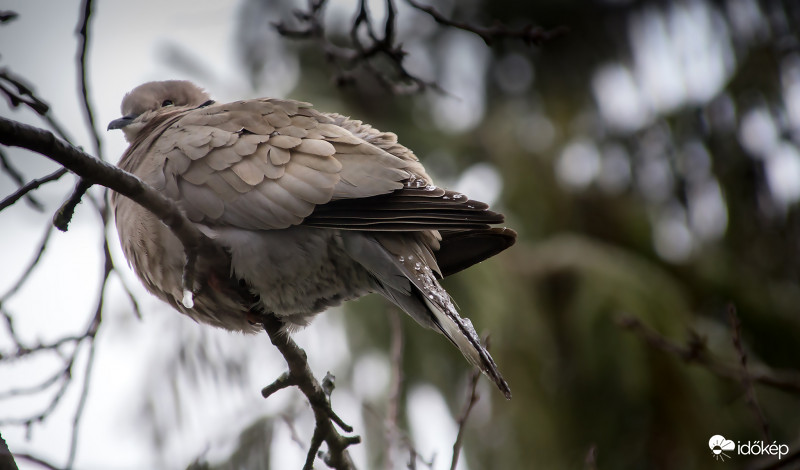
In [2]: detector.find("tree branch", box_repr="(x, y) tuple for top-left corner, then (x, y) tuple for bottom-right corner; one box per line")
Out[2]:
(76, 0), (102, 161)
(0, 167), (68, 212)
(273, 0), (565, 94)
(405, 0), (568, 47)
(0, 116), (214, 281)
(0, 148), (44, 210)
(259, 314), (360, 470)
(617, 315), (800, 394)
(728, 306), (769, 441)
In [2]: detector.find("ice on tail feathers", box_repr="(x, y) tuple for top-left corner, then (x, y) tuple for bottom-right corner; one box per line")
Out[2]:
(341, 230), (512, 399)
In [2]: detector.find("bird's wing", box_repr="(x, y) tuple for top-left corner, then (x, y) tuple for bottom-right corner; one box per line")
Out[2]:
(139, 99), (506, 233)
(137, 98), (421, 230)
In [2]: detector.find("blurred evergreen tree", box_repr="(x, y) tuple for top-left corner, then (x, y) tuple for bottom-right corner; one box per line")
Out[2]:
(228, 0), (800, 468)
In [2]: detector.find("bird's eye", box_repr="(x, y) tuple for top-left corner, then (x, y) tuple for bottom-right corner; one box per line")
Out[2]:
(161, 100), (174, 107)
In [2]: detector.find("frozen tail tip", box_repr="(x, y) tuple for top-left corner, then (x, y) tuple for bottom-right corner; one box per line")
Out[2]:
(499, 380), (512, 400)
(485, 368), (512, 400)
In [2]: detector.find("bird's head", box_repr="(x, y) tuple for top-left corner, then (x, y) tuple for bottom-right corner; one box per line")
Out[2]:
(108, 80), (212, 142)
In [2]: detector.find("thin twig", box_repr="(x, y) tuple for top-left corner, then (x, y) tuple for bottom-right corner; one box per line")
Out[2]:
(385, 308), (404, 470)
(0, 167), (68, 212)
(10, 452), (60, 470)
(450, 330), (485, 470)
(282, 413), (308, 451)
(405, 0), (569, 47)
(0, 148), (44, 210)
(0, 69), (73, 142)
(116, 271), (142, 320)
(65, 335), (98, 469)
(728, 306), (769, 441)
(0, 70), (48, 115)
(0, 11), (18, 24)
(362, 404), (434, 470)
(0, 362), (68, 399)
(0, 358), (74, 427)
(618, 315), (800, 394)
(76, 0), (102, 161)
(0, 307), (24, 355)
(0, 223), (54, 306)
(584, 445), (598, 470)
(65, 238), (109, 469)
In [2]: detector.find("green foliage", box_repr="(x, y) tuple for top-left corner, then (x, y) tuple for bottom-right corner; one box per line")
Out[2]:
(247, 0), (800, 467)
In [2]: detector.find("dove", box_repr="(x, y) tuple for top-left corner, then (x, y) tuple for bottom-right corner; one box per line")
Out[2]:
(108, 80), (516, 398)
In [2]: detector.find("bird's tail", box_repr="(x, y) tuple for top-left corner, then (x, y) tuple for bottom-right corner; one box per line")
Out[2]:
(342, 232), (511, 399)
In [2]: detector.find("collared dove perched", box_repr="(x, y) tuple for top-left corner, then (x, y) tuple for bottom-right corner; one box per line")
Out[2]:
(108, 80), (516, 398)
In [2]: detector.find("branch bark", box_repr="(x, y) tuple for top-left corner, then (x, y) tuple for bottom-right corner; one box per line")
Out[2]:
(0, 116), (212, 267)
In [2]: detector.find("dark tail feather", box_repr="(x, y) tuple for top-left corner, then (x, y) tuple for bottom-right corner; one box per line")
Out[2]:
(436, 227), (517, 277)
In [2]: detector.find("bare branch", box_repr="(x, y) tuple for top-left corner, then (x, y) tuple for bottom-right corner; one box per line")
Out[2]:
(405, 0), (568, 47)
(273, 0), (564, 94)
(450, 334), (494, 470)
(0, 11), (18, 24)
(0, 69), (73, 142)
(9, 452), (60, 470)
(64, 239), (110, 469)
(0, 117), (215, 283)
(0, 224), (54, 306)
(259, 313), (360, 470)
(0, 167), (68, 212)
(76, 0), (102, 161)
(117, 272), (142, 320)
(0, 70), (49, 115)
(728, 306), (770, 441)
(584, 445), (598, 470)
(0, 356), (74, 427)
(450, 368), (480, 470)
(384, 308), (404, 470)
(0, 148), (44, 210)
(617, 315), (800, 394)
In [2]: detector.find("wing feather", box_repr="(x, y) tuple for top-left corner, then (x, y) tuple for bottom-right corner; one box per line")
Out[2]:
(135, 97), (503, 234)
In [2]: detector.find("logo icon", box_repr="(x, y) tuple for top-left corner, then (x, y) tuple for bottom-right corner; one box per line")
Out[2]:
(709, 435), (735, 461)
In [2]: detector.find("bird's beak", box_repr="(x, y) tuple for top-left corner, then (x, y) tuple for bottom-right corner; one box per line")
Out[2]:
(107, 115), (136, 130)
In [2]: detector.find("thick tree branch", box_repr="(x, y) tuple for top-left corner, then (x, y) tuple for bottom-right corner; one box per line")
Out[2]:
(0, 116), (213, 284)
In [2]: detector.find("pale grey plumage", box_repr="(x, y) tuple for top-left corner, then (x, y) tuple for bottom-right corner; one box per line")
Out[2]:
(109, 80), (516, 398)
